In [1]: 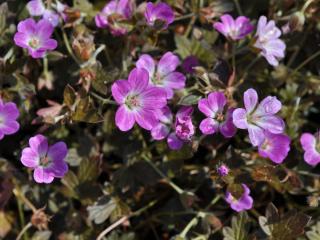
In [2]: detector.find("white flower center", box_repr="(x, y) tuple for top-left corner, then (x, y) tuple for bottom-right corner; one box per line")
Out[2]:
(29, 37), (40, 49)
(125, 94), (141, 110)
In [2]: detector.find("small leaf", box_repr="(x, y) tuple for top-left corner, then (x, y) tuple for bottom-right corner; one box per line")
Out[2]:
(178, 95), (201, 106)
(222, 212), (249, 240)
(32, 231), (52, 240)
(71, 96), (104, 123)
(78, 157), (99, 183)
(63, 84), (77, 108)
(87, 196), (117, 224)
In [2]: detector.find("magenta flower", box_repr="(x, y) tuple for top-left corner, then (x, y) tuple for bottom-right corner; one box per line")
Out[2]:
(217, 164), (229, 176)
(258, 131), (291, 164)
(145, 2), (174, 30)
(20, 135), (68, 184)
(198, 92), (236, 138)
(300, 132), (320, 166)
(95, 0), (133, 36)
(27, 0), (45, 16)
(136, 52), (186, 99)
(168, 107), (194, 150)
(226, 184), (253, 212)
(111, 68), (167, 131)
(14, 18), (57, 58)
(181, 56), (199, 74)
(254, 16), (286, 66)
(0, 99), (20, 140)
(213, 14), (253, 40)
(233, 88), (285, 147)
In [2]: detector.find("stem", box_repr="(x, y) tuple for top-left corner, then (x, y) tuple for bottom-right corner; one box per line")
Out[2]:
(291, 50), (320, 76)
(90, 92), (117, 105)
(184, 16), (197, 37)
(43, 57), (48, 76)
(302, 0), (314, 13)
(233, 0), (243, 15)
(175, 13), (195, 21)
(61, 28), (80, 65)
(232, 42), (236, 74)
(16, 222), (32, 240)
(142, 156), (184, 194)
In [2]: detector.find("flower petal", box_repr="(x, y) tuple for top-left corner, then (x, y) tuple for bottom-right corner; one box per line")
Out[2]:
(128, 68), (149, 93)
(151, 123), (170, 140)
(157, 52), (180, 77)
(115, 105), (135, 131)
(111, 80), (131, 104)
(162, 72), (186, 90)
(208, 92), (226, 113)
(3, 102), (19, 120)
(244, 88), (258, 113)
(48, 142), (68, 162)
(140, 87), (167, 109)
(29, 134), (48, 157)
(220, 109), (236, 138)
(198, 98), (214, 117)
(255, 96), (282, 116)
(255, 115), (285, 134)
(136, 54), (156, 78)
(17, 18), (36, 35)
(300, 133), (316, 151)
(21, 147), (39, 168)
(232, 108), (248, 129)
(0, 121), (20, 135)
(134, 109), (158, 130)
(304, 150), (320, 167)
(167, 133), (183, 150)
(248, 124), (265, 146)
(33, 167), (55, 184)
(199, 118), (219, 135)
(36, 19), (55, 39)
(27, 0), (45, 16)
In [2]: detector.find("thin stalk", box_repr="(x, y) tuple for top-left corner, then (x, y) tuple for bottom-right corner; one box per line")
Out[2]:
(290, 50), (320, 76)
(90, 92), (117, 105)
(16, 222), (32, 240)
(233, 0), (243, 15)
(61, 28), (81, 65)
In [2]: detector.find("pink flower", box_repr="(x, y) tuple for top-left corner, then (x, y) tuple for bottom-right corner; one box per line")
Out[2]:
(233, 88), (285, 147)
(151, 106), (194, 150)
(43, 9), (60, 27)
(95, 0), (134, 36)
(21, 135), (68, 184)
(145, 2), (175, 30)
(14, 18), (58, 58)
(258, 131), (291, 164)
(136, 52), (186, 99)
(26, 0), (45, 16)
(0, 99), (20, 140)
(254, 16), (286, 66)
(217, 164), (229, 176)
(111, 68), (167, 131)
(213, 14), (253, 40)
(226, 184), (253, 212)
(198, 92), (236, 138)
(300, 132), (320, 166)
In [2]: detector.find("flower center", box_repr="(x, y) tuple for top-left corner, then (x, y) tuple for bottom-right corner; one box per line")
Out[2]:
(29, 37), (40, 49)
(40, 156), (51, 167)
(152, 72), (163, 85)
(125, 94), (141, 110)
(216, 112), (225, 122)
(260, 138), (270, 150)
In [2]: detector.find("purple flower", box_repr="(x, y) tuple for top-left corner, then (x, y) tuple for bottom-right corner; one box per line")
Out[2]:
(213, 14), (254, 40)
(217, 164), (229, 176)
(145, 2), (174, 30)
(233, 88), (285, 147)
(14, 18), (58, 58)
(136, 52), (186, 99)
(27, 0), (45, 16)
(182, 56), (199, 74)
(254, 16), (286, 66)
(258, 131), (291, 164)
(0, 99), (20, 140)
(20, 134), (68, 184)
(225, 184), (253, 212)
(95, 0), (133, 36)
(168, 107), (195, 150)
(300, 132), (320, 166)
(111, 68), (167, 131)
(198, 92), (236, 138)
(43, 9), (60, 27)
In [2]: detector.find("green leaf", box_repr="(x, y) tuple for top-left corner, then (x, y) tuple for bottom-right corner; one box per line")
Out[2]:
(178, 95), (202, 106)
(222, 212), (249, 240)
(87, 196), (117, 224)
(306, 222), (320, 240)
(78, 157), (99, 183)
(32, 231), (52, 240)
(71, 96), (104, 123)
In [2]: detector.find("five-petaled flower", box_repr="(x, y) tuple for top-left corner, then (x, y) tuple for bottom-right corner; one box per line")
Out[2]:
(258, 131), (291, 164)
(112, 68), (167, 131)
(198, 91), (236, 138)
(21, 134), (68, 184)
(233, 88), (285, 147)
(254, 16), (286, 66)
(0, 98), (20, 140)
(213, 14), (254, 40)
(136, 52), (186, 99)
(300, 132), (320, 166)
(14, 18), (58, 58)
(225, 184), (253, 212)
(95, 0), (134, 36)
(145, 2), (174, 30)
